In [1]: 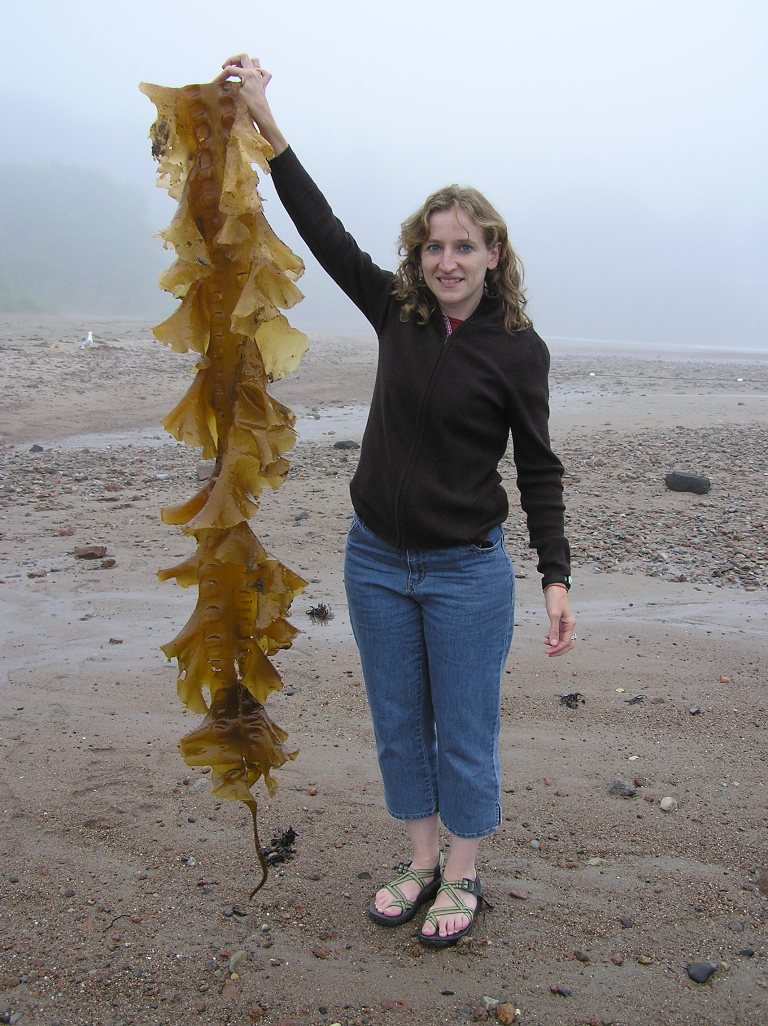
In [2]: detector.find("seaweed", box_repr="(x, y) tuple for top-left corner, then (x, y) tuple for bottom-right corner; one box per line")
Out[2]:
(141, 78), (308, 895)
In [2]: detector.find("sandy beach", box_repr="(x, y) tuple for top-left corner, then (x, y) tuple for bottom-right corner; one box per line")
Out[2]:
(1, 315), (766, 1026)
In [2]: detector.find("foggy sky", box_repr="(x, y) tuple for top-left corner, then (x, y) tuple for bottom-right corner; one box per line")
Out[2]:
(4, 0), (766, 348)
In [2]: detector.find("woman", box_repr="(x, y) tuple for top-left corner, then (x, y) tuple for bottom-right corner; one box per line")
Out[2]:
(220, 54), (576, 947)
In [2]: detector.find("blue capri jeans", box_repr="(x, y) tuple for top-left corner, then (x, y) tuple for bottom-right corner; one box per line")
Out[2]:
(344, 514), (515, 839)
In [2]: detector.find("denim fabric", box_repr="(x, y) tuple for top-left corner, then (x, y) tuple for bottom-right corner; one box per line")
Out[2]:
(344, 514), (515, 838)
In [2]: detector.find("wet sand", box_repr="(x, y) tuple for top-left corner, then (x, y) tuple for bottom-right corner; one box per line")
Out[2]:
(1, 316), (766, 1026)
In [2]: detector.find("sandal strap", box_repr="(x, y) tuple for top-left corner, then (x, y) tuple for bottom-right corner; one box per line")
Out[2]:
(379, 859), (440, 913)
(441, 876), (484, 899)
(423, 876), (492, 930)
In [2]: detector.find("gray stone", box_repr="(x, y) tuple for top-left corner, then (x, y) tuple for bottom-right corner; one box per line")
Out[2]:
(687, 961), (717, 983)
(664, 471), (711, 494)
(609, 779), (638, 798)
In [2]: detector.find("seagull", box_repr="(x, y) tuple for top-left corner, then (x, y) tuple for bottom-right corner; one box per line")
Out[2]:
(80, 330), (94, 348)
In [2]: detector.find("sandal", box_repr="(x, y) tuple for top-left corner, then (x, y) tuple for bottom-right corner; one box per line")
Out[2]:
(418, 875), (489, 948)
(367, 857), (442, 927)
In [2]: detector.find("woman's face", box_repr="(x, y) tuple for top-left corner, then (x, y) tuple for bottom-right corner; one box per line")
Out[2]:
(420, 208), (500, 321)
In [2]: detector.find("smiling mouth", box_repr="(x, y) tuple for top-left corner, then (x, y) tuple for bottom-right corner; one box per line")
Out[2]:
(437, 276), (463, 287)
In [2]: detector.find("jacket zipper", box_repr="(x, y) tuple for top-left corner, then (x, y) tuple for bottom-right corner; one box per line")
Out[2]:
(392, 312), (454, 547)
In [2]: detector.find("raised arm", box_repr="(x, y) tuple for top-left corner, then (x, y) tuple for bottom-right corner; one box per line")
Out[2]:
(217, 54), (288, 157)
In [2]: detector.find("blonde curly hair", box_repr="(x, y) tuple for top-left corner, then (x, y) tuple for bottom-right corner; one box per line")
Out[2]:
(392, 185), (531, 334)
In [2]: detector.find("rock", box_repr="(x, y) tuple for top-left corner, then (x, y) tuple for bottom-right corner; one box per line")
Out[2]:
(638, 954), (653, 965)
(220, 978), (240, 999)
(30, 444), (44, 452)
(664, 471), (711, 495)
(228, 950), (247, 972)
(574, 949), (590, 963)
(756, 869), (768, 896)
(74, 544), (108, 559)
(550, 984), (572, 997)
(687, 961), (717, 984)
(610, 952), (625, 965)
(727, 920), (744, 933)
(333, 439), (360, 450)
(609, 779), (637, 798)
(508, 888), (529, 900)
(660, 796), (679, 812)
(495, 1003), (519, 1024)
(688, 705), (701, 715)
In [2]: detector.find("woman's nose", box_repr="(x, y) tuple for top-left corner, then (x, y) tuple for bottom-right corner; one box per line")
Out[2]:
(438, 247), (457, 270)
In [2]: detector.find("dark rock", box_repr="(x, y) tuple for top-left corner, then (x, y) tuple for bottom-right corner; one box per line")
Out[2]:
(664, 471), (711, 495)
(609, 779), (638, 798)
(333, 439), (360, 450)
(550, 984), (572, 997)
(738, 947), (755, 957)
(686, 961), (717, 983)
(30, 444), (44, 452)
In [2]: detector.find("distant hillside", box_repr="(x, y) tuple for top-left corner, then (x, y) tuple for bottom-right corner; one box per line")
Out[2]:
(0, 163), (171, 317)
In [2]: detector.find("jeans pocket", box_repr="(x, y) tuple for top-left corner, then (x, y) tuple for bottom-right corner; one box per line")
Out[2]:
(348, 512), (364, 536)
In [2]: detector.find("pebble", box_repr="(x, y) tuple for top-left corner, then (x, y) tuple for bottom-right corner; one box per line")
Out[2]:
(550, 984), (572, 997)
(74, 543), (108, 559)
(638, 955), (653, 965)
(494, 1003), (520, 1024)
(688, 705), (701, 715)
(660, 796), (679, 812)
(609, 779), (637, 798)
(228, 950), (247, 972)
(687, 961), (717, 983)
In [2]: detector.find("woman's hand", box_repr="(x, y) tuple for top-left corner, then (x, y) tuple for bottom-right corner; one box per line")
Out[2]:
(217, 54), (288, 157)
(543, 585), (576, 657)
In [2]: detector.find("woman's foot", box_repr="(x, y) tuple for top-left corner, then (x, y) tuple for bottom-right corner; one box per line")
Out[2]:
(419, 876), (484, 946)
(368, 858), (441, 926)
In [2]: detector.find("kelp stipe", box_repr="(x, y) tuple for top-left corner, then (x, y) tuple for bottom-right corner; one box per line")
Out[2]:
(141, 79), (308, 894)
